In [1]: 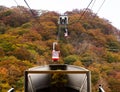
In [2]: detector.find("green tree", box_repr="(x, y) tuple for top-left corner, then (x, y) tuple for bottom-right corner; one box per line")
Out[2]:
(13, 47), (32, 61)
(64, 55), (79, 64)
(0, 23), (7, 34)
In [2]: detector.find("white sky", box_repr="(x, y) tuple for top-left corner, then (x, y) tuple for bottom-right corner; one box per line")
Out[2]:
(0, 0), (120, 29)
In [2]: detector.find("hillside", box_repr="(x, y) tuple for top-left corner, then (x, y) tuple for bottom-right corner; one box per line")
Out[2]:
(0, 6), (120, 92)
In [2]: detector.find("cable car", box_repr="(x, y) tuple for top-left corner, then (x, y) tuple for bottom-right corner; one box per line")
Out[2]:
(52, 42), (60, 62)
(64, 28), (68, 37)
(52, 50), (60, 61)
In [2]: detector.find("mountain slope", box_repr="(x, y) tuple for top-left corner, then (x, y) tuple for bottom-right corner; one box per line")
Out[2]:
(0, 6), (120, 92)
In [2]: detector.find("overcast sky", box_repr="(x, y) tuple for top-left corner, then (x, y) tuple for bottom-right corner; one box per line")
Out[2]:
(0, 0), (120, 29)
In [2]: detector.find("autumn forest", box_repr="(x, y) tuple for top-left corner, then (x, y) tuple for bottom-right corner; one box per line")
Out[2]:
(0, 6), (120, 92)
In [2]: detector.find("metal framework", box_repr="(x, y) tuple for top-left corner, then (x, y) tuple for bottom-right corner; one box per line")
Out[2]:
(24, 68), (91, 92)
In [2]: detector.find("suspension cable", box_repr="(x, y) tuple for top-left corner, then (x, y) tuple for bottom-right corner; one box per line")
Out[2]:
(23, 0), (35, 16)
(13, 0), (19, 6)
(90, 0), (97, 10)
(93, 0), (106, 18)
(96, 0), (106, 14)
(23, 0), (42, 29)
(78, 0), (94, 20)
(69, 0), (94, 25)
(13, 0), (26, 14)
